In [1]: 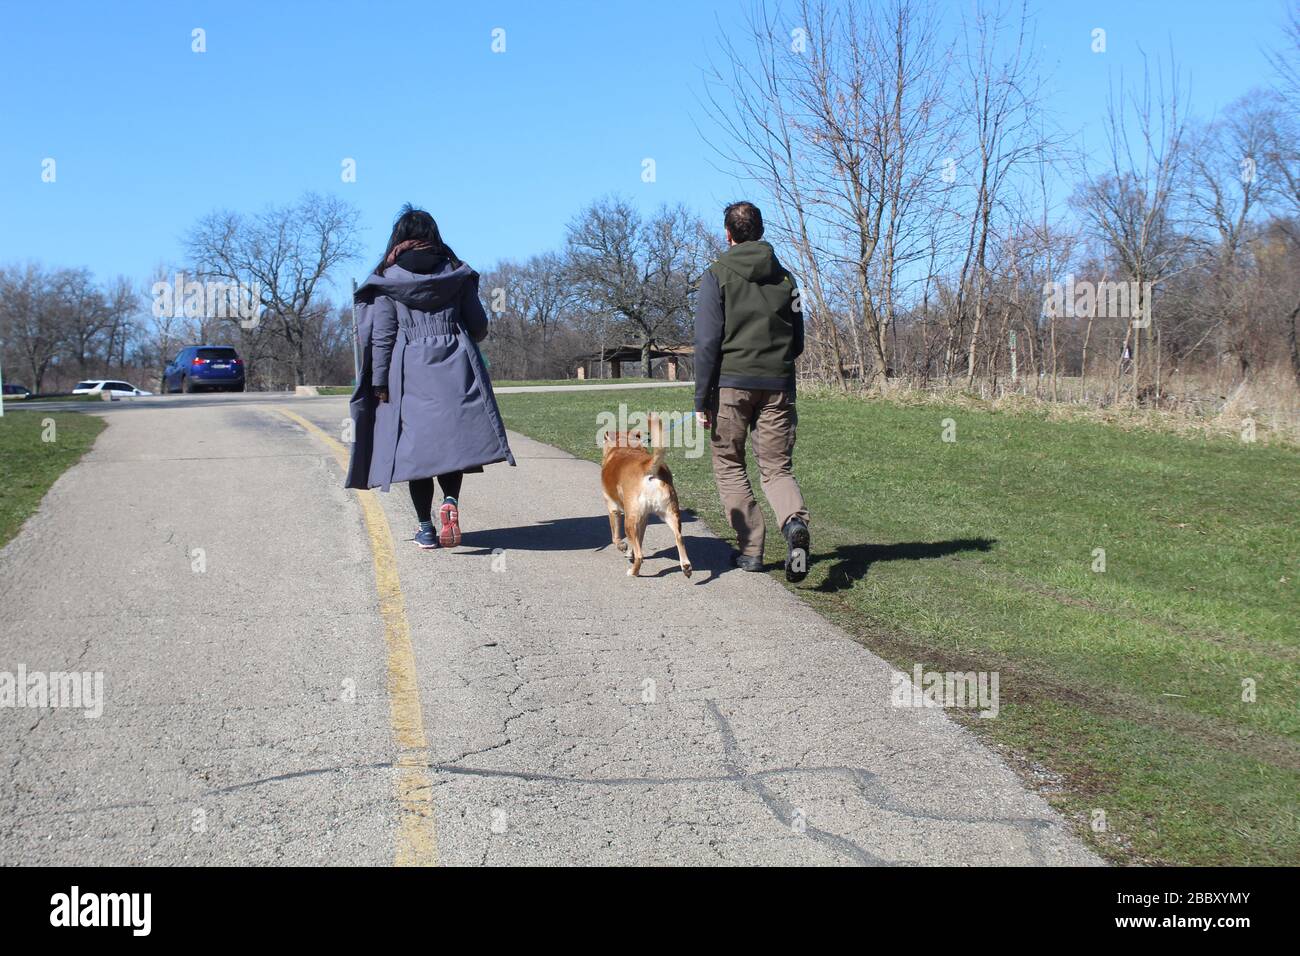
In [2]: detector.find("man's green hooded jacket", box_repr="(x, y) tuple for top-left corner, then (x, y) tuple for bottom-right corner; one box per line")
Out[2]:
(693, 240), (803, 411)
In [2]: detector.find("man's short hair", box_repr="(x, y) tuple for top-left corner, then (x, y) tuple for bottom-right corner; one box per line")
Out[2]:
(724, 201), (764, 243)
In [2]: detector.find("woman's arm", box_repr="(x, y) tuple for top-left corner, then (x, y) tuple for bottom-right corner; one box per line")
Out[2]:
(459, 275), (490, 343)
(369, 295), (398, 396)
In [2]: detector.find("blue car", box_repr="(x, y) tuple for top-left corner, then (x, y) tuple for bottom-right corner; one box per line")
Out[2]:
(163, 345), (245, 394)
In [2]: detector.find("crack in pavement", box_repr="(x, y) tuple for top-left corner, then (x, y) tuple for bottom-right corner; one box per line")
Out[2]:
(188, 698), (1060, 866)
(704, 699), (887, 865)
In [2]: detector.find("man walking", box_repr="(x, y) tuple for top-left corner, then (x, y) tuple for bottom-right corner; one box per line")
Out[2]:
(694, 201), (810, 582)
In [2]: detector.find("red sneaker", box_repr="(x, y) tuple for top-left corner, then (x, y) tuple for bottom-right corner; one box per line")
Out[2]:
(438, 499), (461, 548)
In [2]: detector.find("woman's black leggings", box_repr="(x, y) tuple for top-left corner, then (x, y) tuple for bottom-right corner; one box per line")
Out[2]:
(409, 472), (464, 523)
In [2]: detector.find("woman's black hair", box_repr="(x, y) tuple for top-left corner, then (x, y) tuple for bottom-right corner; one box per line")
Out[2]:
(375, 203), (460, 275)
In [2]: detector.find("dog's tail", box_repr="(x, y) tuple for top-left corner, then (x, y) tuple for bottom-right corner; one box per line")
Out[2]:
(648, 413), (667, 470)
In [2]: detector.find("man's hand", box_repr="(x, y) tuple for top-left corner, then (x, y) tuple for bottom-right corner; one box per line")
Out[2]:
(696, 410), (711, 429)
(374, 387), (389, 403)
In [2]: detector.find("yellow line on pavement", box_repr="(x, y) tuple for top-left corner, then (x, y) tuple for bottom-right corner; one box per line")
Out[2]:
(275, 408), (437, 867)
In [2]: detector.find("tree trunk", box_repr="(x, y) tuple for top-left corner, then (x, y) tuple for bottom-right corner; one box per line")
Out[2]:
(965, 292), (985, 389)
(1080, 314), (1095, 401)
(1049, 312), (1058, 403)
(1115, 322), (1133, 406)
(873, 314), (890, 385)
(1289, 298), (1300, 389)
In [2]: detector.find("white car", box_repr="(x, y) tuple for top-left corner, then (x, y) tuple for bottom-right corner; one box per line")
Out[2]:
(72, 380), (154, 398)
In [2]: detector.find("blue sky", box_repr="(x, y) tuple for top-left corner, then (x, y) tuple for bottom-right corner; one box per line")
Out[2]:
(0, 0), (1289, 297)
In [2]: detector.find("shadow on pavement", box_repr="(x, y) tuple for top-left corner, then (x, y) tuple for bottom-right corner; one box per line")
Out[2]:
(642, 533), (736, 583)
(458, 511), (737, 584)
(458, 515), (612, 553)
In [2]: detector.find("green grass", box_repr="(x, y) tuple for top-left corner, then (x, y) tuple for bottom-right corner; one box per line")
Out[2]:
(314, 379), (672, 395)
(494, 376), (665, 388)
(497, 387), (1300, 865)
(316, 379), (670, 394)
(0, 412), (106, 548)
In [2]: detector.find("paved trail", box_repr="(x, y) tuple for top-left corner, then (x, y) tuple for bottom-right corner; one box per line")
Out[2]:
(0, 396), (1099, 865)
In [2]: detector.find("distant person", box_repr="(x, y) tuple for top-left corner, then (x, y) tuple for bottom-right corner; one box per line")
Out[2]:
(694, 201), (810, 582)
(346, 204), (515, 549)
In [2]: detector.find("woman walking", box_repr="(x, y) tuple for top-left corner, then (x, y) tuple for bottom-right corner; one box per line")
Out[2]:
(346, 205), (515, 548)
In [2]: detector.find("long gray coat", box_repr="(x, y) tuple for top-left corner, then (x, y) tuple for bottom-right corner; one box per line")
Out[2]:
(345, 260), (515, 491)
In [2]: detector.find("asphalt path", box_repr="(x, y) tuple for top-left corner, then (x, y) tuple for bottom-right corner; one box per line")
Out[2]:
(0, 393), (1100, 865)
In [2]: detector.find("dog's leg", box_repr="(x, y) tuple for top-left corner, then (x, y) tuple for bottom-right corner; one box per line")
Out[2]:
(603, 494), (627, 552)
(666, 505), (692, 578)
(606, 503), (626, 552)
(626, 511), (644, 577)
(634, 512), (648, 577)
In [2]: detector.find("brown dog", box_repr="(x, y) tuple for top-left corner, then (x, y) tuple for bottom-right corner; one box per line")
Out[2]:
(600, 414), (692, 578)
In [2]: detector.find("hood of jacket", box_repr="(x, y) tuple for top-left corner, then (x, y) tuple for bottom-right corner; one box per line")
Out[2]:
(712, 240), (783, 282)
(355, 258), (475, 313)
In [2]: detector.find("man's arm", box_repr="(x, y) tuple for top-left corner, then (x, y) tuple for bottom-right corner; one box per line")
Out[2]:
(694, 269), (724, 415)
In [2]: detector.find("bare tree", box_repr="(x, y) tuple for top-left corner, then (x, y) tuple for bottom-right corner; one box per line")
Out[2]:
(1073, 56), (1191, 404)
(702, 0), (849, 384)
(185, 192), (361, 386)
(55, 268), (114, 376)
(142, 269), (193, 388)
(1263, 3), (1300, 384)
(952, 1), (1045, 387)
(508, 252), (573, 375)
(480, 255), (589, 380)
(101, 276), (139, 374)
(1266, 2), (1300, 108)
(566, 197), (716, 377)
(477, 260), (531, 379)
(0, 264), (64, 393)
(1185, 96), (1273, 376)
(704, 0), (959, 388)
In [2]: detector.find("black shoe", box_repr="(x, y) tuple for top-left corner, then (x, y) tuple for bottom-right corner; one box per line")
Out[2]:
(731, 552), (763, 572)
(782, 518), (810, 583)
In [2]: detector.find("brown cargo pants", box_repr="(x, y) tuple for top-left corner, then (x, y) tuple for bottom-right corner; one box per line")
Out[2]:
(708, 387), (809, 558)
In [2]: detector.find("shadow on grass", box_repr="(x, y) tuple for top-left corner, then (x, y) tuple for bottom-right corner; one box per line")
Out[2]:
(813, 537), (997, 593)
